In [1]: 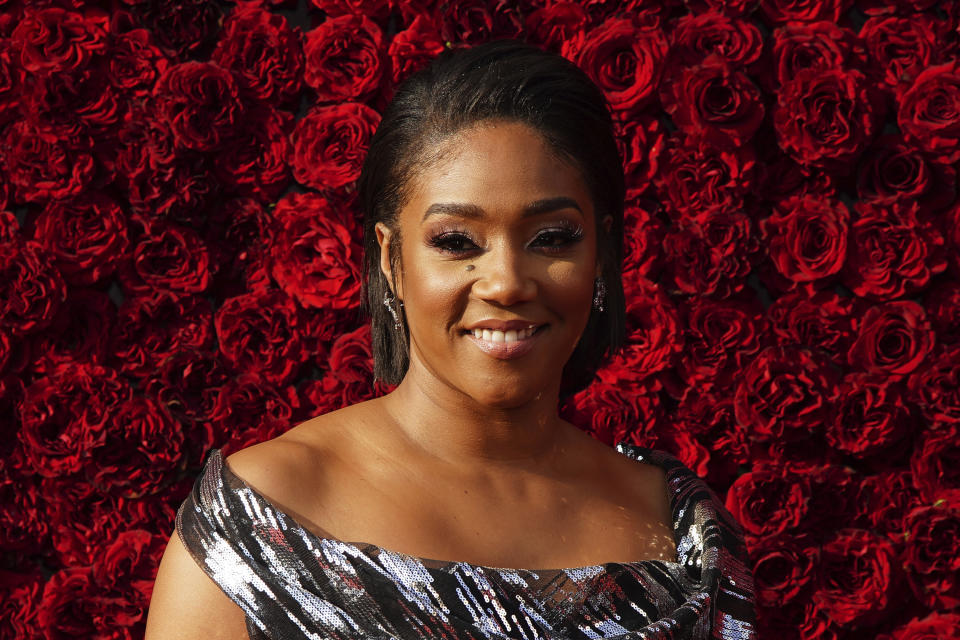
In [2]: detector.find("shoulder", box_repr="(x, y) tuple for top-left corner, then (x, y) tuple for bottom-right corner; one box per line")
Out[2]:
(221, 400), (385, 531)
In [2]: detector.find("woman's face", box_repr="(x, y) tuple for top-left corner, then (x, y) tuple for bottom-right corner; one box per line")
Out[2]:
(376, 120), (605, 408)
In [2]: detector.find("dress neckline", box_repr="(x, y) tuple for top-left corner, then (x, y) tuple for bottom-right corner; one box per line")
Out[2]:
(214, 442), (683, 574)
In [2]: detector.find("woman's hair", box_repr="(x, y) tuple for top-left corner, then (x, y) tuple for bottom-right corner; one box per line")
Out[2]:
(357, 39), (626, 397)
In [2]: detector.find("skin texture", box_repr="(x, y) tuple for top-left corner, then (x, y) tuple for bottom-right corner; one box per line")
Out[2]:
(145, 121), (676, 639)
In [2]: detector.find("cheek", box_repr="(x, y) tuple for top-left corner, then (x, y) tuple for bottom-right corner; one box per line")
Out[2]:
(546, 261), (593, 300)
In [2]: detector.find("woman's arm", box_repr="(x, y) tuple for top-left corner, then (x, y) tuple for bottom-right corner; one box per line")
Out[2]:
(144, 529), (250, 640)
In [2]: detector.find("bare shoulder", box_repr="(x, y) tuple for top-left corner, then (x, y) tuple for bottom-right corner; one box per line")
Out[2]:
(221, 400), (386, 535)
(145, 528), (248, 639)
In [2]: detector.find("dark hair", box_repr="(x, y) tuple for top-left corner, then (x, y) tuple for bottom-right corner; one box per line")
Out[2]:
(357, 39), (626, 398)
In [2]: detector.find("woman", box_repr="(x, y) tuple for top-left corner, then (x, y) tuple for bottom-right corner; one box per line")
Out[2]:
(146, 40), (756, 639)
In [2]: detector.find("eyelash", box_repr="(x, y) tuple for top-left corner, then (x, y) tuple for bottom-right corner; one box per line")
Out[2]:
(427, 221), (585, 255)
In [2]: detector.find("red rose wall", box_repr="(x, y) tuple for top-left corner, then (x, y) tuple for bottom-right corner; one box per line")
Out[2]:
(1, 0), (959, 637)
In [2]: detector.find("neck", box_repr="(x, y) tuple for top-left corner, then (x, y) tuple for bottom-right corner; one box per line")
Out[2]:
(379, 358), (571, 472)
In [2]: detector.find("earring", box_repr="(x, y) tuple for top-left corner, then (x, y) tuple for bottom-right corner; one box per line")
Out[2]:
(592, 276), (606, 313)
(382, 290), (404, 332)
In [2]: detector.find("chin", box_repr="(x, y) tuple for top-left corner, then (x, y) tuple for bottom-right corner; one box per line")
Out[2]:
(465, 379), (546, 409)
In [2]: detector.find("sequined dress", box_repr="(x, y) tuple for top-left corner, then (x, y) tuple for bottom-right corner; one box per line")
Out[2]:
(176, 443), (756, 639)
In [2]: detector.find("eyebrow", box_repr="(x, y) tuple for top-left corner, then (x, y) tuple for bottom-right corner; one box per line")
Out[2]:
(421, 196), (583, 222)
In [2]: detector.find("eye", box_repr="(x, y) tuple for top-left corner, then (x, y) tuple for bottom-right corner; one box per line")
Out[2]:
(428, 231), (479, 254)
(531, 223), (584, 252)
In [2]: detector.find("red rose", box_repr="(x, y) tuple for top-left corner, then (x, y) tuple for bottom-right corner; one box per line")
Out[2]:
(675, 391), (751, 488)
(0, 239), (66, 336)
(291, 102), (380, 190)
(117, 221), (210, 300)
(214, 373), (301, 457)
(0, 466), (48, 554)
(598, 278), (681, 385)
(214, 105), (293, 204)
(0, 39), (22, 127)
(857, 469), (921, 539)
(660, 55), (764, 149)
(144, 349), (229, 428)
(682, 0), (758, 17)
(902, 496), (960, 610)
(439, 0), (524, 46)
(11, 8), (107, 75)
(861, 15), (941, 89)
(303, 14), (384, 103)
(115, 103), (177, 182)
(0, 569), (44, 640)
(204, 198), (274, 299)
(310, 0), (390, 20)
(749, 533), (817, 608)
(765, 291), (860, 366)
(655, 133), (756, 220)
(110, 293), (215, 380)
(304, 324), (378, 415)
(760, 0), (852, 23)
(775, 66), (882, 172)
(18, 362), (133, 479)
(841, 200), (946, 300)
(269, 192), (363, 310)
(153, 61), (243, 152)
(759, 194), (849, 290)
(212, 4), (303, 106)
(734, 344), (837, 443)
(666, 10), (763, 70)
(661, 210), (758, 298)
(827, 373), (914, 462)
(30, 193), (129, 286)
(88, 395), (183, 497)
(906, 344), (960, 430)
(846, 300), (934, 377)
(37, 567), (99, 638)
(91, 529), (167, 630)
(523, 2), (588, 53)
(725, 463), (812, 539)
(128, 160), (219, 228)
(617, 115), (664, 200)
(107, 28), (170, 98)
(910, 425), (960, 502)
(133, 0), (223, 59)
(898, 60), (960, 163)
(674, 296), (763, 388)
(621, 204), (664, 279)
(563, 18), (668, 115)
(766, 21), (864, 90)
(44, 475), (176, 566)
(560, 378), (660, 447)
(214, 289), (307, 386)
(877, 611), (960, 640)
(29, 289), (116, 379)
(3, 120), (95, 203)
(387, 15), (445, 85)
(755, 151), (835, 203)
(856, 135), (957, 212)
(811, 528), (899, 627)
(25, 60), (121, 137)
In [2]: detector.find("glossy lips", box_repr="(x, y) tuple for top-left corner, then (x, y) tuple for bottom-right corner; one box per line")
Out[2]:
(464, 324), (545, 359)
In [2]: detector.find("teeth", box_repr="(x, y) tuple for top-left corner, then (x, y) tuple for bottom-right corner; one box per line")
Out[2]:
(470, 326), (538, 342)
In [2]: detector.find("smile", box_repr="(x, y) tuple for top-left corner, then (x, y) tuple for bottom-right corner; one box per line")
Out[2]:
(462, 325), (546, 359)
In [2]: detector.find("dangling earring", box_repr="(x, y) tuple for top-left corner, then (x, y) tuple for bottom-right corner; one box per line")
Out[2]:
(592, 276), (606, 313)
(383, 289), (404, 332)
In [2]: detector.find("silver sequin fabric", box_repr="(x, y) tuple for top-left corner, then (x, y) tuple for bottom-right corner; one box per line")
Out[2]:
(176, 443), (756, 639)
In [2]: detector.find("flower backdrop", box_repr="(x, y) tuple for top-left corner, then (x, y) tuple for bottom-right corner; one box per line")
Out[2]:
(1, 0), (959, 637)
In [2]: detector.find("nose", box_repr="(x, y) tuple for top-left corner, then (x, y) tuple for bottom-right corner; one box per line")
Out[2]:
(470, 243), (537, 306)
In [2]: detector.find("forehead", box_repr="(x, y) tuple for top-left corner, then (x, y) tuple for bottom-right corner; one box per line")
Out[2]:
(400, 121), (593, 223)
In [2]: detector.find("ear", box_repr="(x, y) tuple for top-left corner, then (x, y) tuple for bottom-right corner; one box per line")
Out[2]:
(375, 222), (401, 299)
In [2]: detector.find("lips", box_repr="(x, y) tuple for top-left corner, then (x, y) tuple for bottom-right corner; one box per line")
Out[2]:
(463, 324), (546, 360)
